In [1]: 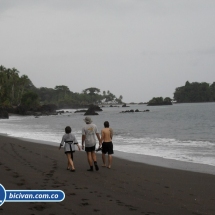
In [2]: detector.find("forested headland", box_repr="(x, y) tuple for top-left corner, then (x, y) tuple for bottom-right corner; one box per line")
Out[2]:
(173, 81), (215, 103)
(0, 65), (123, 113)
(147, 97), (172, 106)
(147, 81), (215, 106)
(1, 65), (215, 114)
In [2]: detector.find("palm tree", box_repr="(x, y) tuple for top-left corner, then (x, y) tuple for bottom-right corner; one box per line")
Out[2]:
(54, 85), (70, 100)
(17, 75), (31, 105)
(83, 87), (100, 95)
(10, 68), (20, 105)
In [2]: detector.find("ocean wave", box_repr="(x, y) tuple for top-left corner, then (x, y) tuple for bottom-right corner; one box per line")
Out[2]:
(113, 136), (215, 166)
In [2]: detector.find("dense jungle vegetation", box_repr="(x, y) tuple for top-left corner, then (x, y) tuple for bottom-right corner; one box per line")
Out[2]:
(147, 97), (172, 106)
(0, 65), (123, 109)
(173, 81), (215, 103)
(147, 81), (215, 105)
(1, 65), (215, 110)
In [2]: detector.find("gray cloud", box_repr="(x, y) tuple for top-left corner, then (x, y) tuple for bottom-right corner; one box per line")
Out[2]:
(0, 0), (215, 102)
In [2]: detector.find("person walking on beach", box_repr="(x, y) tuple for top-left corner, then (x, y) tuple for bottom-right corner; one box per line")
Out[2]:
(82, 116), (101, 171)
(59, 126), (81, 172)
(99, 121), (114, 169)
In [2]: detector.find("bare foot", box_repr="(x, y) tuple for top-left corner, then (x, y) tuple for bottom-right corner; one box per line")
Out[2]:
(102, 164), (106, 167)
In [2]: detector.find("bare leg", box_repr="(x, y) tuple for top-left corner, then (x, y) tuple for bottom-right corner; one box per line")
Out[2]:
(108, 154), (112, 168)
(92, 151), (99, 171)
(87, 152), (93, 166)
(66, 153), (75, 170)
(102, 153), (106, 166)
(67, 153), (73, 169)
(91, 151), (97, 162)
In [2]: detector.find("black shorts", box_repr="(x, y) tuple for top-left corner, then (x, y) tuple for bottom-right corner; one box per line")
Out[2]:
(102, 142), (114, 155)
(85, 145), (96, 152)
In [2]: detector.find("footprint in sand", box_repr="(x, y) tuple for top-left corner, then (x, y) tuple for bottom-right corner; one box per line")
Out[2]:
(12, 172), (20, 178)
(31, 204), (47, 211)
(69, 193), (76, 196)
(81, 202), (89, 206)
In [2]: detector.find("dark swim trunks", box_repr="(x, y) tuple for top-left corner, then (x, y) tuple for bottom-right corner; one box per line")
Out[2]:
(102, 142), (114, 155)
(85, 145), (96, 152)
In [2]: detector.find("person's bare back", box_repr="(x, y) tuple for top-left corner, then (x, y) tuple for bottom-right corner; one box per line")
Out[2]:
(101, 128), (113, 142)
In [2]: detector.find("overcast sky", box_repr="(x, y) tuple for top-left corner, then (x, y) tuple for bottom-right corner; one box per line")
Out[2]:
(0, 0), (215, 102)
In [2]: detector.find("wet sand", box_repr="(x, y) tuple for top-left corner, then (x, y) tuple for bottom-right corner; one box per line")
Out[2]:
(0, 135), (215, 215)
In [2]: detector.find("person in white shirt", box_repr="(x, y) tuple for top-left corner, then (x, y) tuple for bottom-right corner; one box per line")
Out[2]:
(82, 117), (101, 171)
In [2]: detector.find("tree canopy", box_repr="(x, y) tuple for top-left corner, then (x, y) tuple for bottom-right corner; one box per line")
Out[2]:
(0, 65), (124, 109)
(21, 91), (39, 109)
(0, 65), (35, 108)
(83, 87), (100, 95)
(147, 97), (172, 106)
(173, 81), (215, 102)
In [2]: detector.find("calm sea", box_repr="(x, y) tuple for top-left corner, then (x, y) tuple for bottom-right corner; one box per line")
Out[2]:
(1, 103), (215, 166)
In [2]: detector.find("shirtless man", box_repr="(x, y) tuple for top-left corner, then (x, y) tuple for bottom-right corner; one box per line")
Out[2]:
(99, 121), (113, 169)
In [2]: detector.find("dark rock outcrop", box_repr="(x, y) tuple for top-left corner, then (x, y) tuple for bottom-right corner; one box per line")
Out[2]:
(147, 102), (172, 106)
(89, 104), (103, 111)
(120, 109), (150, 113)
(84, 105), (101, 116)
(0, 110), (9, 119)
(57, 110), (65, 114)
(15, 104), (58, 116)
(38, 104), (58, 113)
(15, 105), (28, 115)
(120, 109), (134, 113)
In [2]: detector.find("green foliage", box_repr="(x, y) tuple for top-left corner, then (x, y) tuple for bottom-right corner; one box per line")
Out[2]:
(104, 91), (116, 103)
(83, 87), (100, 95)
(164, 97), (172, 103)
(0, 65), (35, 108)
(0, 65), (124, 108)
(147, 97), (172, 106)
(115, 95), (123, 104)
(36, 87), (121, 107)
(82, 87), (103, 104)
(173, 81), (215, 102)
(21, 91), (39, 108)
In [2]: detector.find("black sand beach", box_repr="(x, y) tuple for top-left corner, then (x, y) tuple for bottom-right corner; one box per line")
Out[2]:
(0, 135), (215, 215)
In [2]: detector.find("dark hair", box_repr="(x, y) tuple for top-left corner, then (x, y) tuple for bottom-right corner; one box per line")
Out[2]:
(65, 126), (71, 134)
(104, 121), (109, 128)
